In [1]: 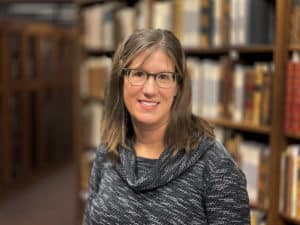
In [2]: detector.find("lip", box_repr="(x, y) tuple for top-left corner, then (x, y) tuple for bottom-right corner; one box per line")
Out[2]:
(138, 99), (160, 109)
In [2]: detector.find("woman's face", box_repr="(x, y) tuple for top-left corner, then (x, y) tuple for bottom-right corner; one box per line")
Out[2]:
(123, 49), (178, 130)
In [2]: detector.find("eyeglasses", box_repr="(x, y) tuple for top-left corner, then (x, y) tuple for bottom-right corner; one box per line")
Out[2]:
(122, 68), (180, 89)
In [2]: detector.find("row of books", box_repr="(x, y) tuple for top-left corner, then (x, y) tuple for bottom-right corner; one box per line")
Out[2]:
(81, 0), (275, 50)
(81, 101), (103, 149)
(279, 144), (300, 220)
(188, 58), (273, 126)
(80, 56), (112, 100)
(285, 55), (300, 133)
(79, 57), (105, 193)
(79, 101), (103, 192)
(215, 127), (269, 209)
(250, 209), (266, 225)
(0, 3), (77, 25)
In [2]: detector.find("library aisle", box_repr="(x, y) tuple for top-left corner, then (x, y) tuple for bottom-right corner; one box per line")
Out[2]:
(0, 163), (76, 225)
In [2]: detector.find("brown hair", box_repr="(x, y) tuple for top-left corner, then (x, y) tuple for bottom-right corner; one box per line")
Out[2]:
(101, 29), (214, 158)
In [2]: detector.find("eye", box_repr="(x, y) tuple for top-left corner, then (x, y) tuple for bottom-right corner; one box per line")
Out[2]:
(132, 70), (146, 78)
(157, 73), (172, 81)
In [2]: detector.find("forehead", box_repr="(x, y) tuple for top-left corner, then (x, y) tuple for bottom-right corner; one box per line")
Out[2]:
(128, 48), (175, 71)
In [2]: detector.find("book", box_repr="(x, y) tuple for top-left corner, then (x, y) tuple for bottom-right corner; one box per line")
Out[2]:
(80, 56), (112, 100)
(279, 145), (300, 218)
(219, 57), (234, 119)
(250, 209), (266, 225)
(152, 0), (173, 30)
(199, 0), (213, 47)
(173, 0), (200, 48)
(82, 4), (104, 50)
(135, 0), (151, 29)
(232, 64), (246, 123)
(284, 54), (300, 133)
(114, 6), (136, 45)
(187, 57), (203, 117)
(239, 141), (264, 203)
(81, 101), (103, 148)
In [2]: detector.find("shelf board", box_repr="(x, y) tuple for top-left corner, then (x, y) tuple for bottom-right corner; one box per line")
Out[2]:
(250, 202), (267, 211)
(77, 0), (108, 6)
(207, 118), (271, 134)
(285, 132), (300, 140)
(289, 44), (300, 51)
(0, 0), (74, 3)
(185, 45), (274, 55)
(82, 45), (274, 57)
(232, 45), (274, 53)
(185, 47), (228, 55)
(280, 212), (300, 225)
(84, 48), (114, 57)
(81, 96), (104, 104)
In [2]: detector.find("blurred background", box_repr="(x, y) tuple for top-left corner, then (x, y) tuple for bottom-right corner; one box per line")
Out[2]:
(0, 1), (299, 225)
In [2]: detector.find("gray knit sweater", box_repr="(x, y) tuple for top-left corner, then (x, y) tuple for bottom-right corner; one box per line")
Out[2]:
(84, 137), (250, 225)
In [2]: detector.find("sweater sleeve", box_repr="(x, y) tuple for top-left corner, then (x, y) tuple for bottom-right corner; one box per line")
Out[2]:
(204, 157), (250, 225)
(83, 146), (106, 225)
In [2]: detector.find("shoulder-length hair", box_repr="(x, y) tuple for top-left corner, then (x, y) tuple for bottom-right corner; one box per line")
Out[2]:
(101, 29), (214, 158)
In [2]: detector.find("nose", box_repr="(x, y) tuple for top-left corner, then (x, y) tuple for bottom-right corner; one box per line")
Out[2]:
(142, 76), (158, 96)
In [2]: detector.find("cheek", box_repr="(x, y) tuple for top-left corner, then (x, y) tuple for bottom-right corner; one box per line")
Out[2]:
(161, 89), (177, 106)
(123, 81), (139, 107)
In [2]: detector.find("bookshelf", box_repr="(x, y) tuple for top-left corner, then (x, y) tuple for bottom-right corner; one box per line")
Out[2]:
(208, 118), (271, 135)
(0, 18), (78, 200)
(75, 0), (300, 225)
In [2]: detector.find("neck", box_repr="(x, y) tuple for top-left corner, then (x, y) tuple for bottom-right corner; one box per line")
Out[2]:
(132, 121), (167, 159)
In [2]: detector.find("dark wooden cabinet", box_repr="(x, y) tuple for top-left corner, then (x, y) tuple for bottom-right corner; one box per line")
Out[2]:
(0, 19), (78, 200)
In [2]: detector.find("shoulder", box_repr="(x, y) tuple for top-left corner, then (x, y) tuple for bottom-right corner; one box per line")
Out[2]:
(197, 139), (250, 223)
(93, 144), (111, 167)
(198, 137), (233, 163)
(199, 138), (246, 184)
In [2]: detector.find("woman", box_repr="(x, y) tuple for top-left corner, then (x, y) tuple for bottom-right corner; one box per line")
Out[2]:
(84, 29), (250, 225)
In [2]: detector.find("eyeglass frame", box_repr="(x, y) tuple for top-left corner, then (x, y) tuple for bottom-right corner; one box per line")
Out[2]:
(122, 67), (181, 89)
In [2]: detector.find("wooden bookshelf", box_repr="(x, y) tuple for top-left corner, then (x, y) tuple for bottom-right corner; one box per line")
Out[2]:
(208, 118), (271, 135)
(280, 213), (300, 225)
(285, 132), (300, 140)
(74, 0), (299, 225)
(185, 45), (274, 55)
(250, 202), (267, 212)
(83, 45), (274, 57)
(84, 48), (114, 57)
(0, 0), (74, 2)
(289, 44), (300, 51)
(81, 96), (104, 104)
(0, 19), (78, 199)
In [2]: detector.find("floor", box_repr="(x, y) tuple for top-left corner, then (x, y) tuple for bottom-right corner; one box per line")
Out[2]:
(0, 163), (78, 225)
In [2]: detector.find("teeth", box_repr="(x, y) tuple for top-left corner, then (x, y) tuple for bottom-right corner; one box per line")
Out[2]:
(141, 101), (157, 106)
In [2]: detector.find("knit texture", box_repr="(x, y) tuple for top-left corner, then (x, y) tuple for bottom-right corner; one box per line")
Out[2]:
(84, 137), (250, 225)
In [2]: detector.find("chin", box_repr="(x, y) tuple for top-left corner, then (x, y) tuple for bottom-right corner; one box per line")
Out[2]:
(133, 115), (161, 126)
(135, 118), (158, 126)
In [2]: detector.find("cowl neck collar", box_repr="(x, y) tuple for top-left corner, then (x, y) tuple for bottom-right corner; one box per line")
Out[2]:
(115, 137), (214, 192)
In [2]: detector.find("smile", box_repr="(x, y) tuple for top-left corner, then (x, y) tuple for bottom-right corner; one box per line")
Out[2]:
(138, 100), (160, 107)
